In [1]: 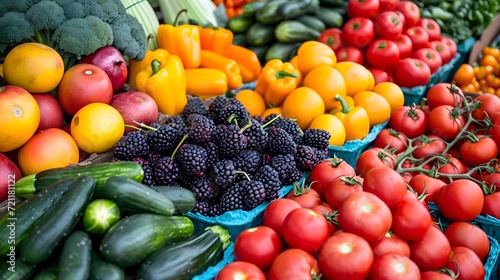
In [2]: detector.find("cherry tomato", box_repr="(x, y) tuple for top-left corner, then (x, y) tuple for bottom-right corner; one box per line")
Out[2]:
(366, 39), (400, 70)
(394, 58), (431, 88)
(416, 18), (441, 41)
(356, 147), (396, 177)
(429, 40), (452, 64)
(369, 253), (420, 280)
(389, 105), (427, 138)
(342, 17), (375, 49)
(269, 249), (320, 280)
(395, 1), (420, 28)
(411, 47), (442, 74)
(371, 231), (411, 258)
(282, 208), (331, 253)
(445, 246), (485, 280)
(427, 105), (465, 142)
(318, 28), (343, 52)
(395, 34), (413, 58)
(409, 225), (451, 271)
(471, 93), (500, 120)
(426, 83), (464, 110)
(362, 166), (407, 211)
(216, 261), (266, 280)
(347, 0), (380, 19)
(262, 198), (301, 237)
(324, 175), (364, 210)
(435, 179), (484, 221)
(460, 136), (498, 166)
(373, 128), (408, 154)
(335, 46), (364, 65)
(374, 11), (404, 41)
(234, 226), (282, 271)
(444, 221), (490, 260)
(308, 158), (356, 200)
(408, 173), (445, 202)
(391, 198), (432, 241)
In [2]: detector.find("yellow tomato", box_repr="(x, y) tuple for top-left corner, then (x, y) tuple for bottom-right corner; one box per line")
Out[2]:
(308, 114), (346, 146)
(333, 62), (372, 96)
(353, 91), (391, 127)
(3, 43), (64, 93)
(70, 103), (125, 153)
(282, 87), (325, 130)
(302, 66), (347, 111)
(261, 107), (283, 119)
(372, 82), (405, 112)
(236, 89), (267, 117)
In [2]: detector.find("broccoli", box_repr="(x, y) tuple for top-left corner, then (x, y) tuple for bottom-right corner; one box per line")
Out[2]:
(25, 0), (66, 46)
(3, 0), (41, 12)
(0, 12), (34, 52)
(109, 13), (147, 60)
(62, 0), (124, 22)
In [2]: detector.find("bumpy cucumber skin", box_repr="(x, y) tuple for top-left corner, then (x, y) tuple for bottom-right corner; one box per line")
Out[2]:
(57, 231), (92, 280)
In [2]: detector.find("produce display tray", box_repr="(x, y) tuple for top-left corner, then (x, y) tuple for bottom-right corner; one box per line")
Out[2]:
(327, 120), (389, 170)
(193, 242), (235, 280)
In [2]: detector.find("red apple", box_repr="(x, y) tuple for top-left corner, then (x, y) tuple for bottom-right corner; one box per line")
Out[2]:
(110, 91), (159, 135)
(0, 153), (23, 202)
(31, 93), (64, 131)
(80, 46), (128, 92)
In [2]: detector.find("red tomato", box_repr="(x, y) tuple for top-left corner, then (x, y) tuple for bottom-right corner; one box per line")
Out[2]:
(342, 17), (375, 49)
(488, 112), (500, 148)
(269, 249), (320, 280)
(324, 175), (364, 210)
(435, 155), (466, 183)
(310, 204), (337, 234)
(412, 135), (446, 159)
(369, 253), (420, 280)
(318, 28), (343, 52)
(416, 18), (441, 41)
(395, 1), (420, 28)
(356, 147), (396, 177)
(426, 83), (464, 110)
(482, 192), (500, 218)
(286, 184), (322, 208)
(409, 225), (451, 271)
(460, 136), (498, 166)
(335, 46), (365, 65)
(445, 247), (485, 280)
(436, 179), (484, 221)
(420, 271), (455, 280)
(373, 128), (408, 154)
(362, 166), (407, 211)
(394, 58), (431, 88)
(444, 221), (490, 260)
(374, 11), (404, 41)
(395, 34), (413, 58)
(308, 158), (356, 200)
(441, 36), (458, 58)
(281, 208), (331, 253)
(366, 39), (400, 70)
(371, 231), (411, 257)
(216, 261), (266, 280)
(338, 191), (393, 244)
(379, 0), (399, 11)
(471, 94), (500, 120)
(389, 105), (427, 138)
(368, 68), (392, 84)
(262, 198), (301, 237)
(429, 40), (452, 64)
(234, 226), (282, 271)
(347, 0), (380, 19)
(427, 105), (465, 142)
(317, 232), (374, 279)
(411, 47), (442, 74)
(391, 199), (432, 241)
(408, 173), (445, 202)
(404, 26), (429, 50)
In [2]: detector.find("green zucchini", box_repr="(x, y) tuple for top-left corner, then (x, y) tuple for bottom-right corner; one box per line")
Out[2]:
(0, 177), (77, 256)
(295, 15), (326, 33)
(276, 0), (313, 20)
(232, 33), (248, 47)
(0, 258), (37, 280)
(265, 42), (302, 62)
(14, 161), (144, 199)
(136, 225), (231, 280)
(89, 252), (125, 280)
(99, 213), (194, 267)
(32, 266), (58, 280)
(314, 7), (344, 28)
(275, 20), (321, 43)
(20, 176), (95, 264)
(151, 186), (196, 214)
(57, 231), (92, 280)
(246, 22), (275, 46)
(101, 176), (176, 216)
(241, 1), (266, 18)
(255, 0), (288, 24)
(82, 199), (121, 234)
(227, 15), (254, 33)
(247, 45), (270, 64)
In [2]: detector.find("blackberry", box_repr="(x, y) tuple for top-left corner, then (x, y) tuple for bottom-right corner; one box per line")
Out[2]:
(214, 124), (248, 158)
(294, 145), (322, 171)
(114, 131), (150, 160)
(284, 166), (304, 185)
(141, 164), (156, 186)
(208, 95), (231, 120)
(203, 141), (219, 168)
(147, 125), (182, 154)
(189, 176), (219, 202)
(253, 165), (282, 201)
(315, 147), (329, 161)
(209, 159), (236, 188)
(191, 201), (221, 217)
(264, 115), (303, 144)
(147, 152), (162, 167)
(154, 156), (180, 185)
(267, 127), (297, 155)
(303, 129), (331, 150)
(243, 118), (268, 150)
(252, 115), (265, 124)
(174, 144), (208, 177)
(186, 115), (216, 144)
(182, 96), (207, 118)
(261, 151), (273, 165)
(215, 99), (250, 126)
(232, 149), (262, 174)
(163, 115), (186, 133)
(270, 154), (297, 183)
(240, 180), (266, 210)
(219, 183), (245, 212)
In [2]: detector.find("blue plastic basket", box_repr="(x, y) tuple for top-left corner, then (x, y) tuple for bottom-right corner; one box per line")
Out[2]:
(458, 37), (476, 55)
(193, 242), (235, 280)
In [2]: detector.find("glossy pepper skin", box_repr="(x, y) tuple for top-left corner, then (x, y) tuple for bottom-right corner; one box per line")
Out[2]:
(198, 26), (234, 57)
(135, 56), (187, 117)
(199, 49), (242, 90)
(255, 59), (299, 107)
(296, 40), (337, 77)
(329, 95), (354, 115)
(333, 94), (370, 141)
(184, 68), (228, 99)
(128, 49), (170, 89)
(227, 45), (261, 83)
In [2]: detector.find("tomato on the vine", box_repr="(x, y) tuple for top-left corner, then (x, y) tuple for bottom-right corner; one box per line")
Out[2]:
(408, 173), (445, 202)
(389, 105), (427, 139)
(269, 249), (320, 280)
(459, 135), (498, 166)
(342, 17), (375, 49)
(427, 105), (465, 142)
(362, 166), (408, 211)
(409, 225), (451, 271)
(281, 208), (331, 253)
(391, 199), (432, 241)
(426, 83), (464, 110)
(482, 192), (500, 219)
(412, 135), (446, 159)
(371, 231), (411, 258)
(369, 253), (421, 280)
(373, 128), (408, 154)
(444, 221), (490, 260)
(324, 175), (364, 210)
(411, 48), (442, 74)
(356, 147), (396, 177)
(471, 93), (500, 120)
(366, 39), (400, 70)
(445, 247), (485, 280)
(487, 111), (500, 148)
(234, 226), (282, 271)
(435, 179), (484, 221)
(309, 157), (356, 200)
(216, 261), (266, 280)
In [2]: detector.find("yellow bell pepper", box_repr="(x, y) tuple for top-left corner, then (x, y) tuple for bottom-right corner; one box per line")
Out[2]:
(296, 41), (337, 77)
(157, 10), (201, 69)
(185, 68), (228, 99)
(289, 55), (302, 86)
(329, 95), (354, 115)
(333, 95), (370, 141)
(227, 45), (261, 83)
(198, 26), (234, 57)
(255, 59), (299, 107)
(199, 49), (242, 90)
(128, 48), (170, 89)
(134, 56), (187, 116)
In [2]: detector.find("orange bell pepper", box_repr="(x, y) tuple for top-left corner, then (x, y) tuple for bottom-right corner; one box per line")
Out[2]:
(255, 59), (299, 107)
(199, 49), (242, 90)
(198, 26), (234, 57)
(227, 45), (261, 83)
(296, 41), (337, 77)
(185, 68), (228, 99)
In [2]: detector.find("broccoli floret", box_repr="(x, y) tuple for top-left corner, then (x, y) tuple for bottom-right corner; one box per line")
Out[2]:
(63, 2), (85, 19)
(26, 1), (66, 30)
(109, 13), (147, 60)
(3, 0), (41, 12)
(0, 12), (34, 45)
(62, 0), (123, 23)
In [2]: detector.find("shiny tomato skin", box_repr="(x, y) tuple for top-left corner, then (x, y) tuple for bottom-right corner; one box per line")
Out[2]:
(427, 105), (465, 142)
(366, 39), (400, 70)
(286, 187), (322, 209)
(488, 112), (500, 148)
(368, 68), (392, 84)
(395, 34), (413, 58)
(379, 0), (399, 11)
(216, 261), (266, 280)
(234, 226), (282, 271)
(391, 199), (432, 241)
(459, 136), (498, 166)
(362, 166), (407, 211)
(342, 17), (376, 48)
(404, 26), (429, 51)
(445, 247), (485, 280)
(347, 0), (380, 19)
(389, 105), (427, 139)
(408, 173), (445, 202)
(281, 208), (331, 253)
(426, 83), (464, 110)
(262, 198), (302, 238)
(444, 221), (490, 260)
(435, 155), (467, 184)
(318, 28), (343, 52)
(317, 232), (374, 279)
(324, 175), (364, 210)
(435, 179), (484, 221)
(420, 271), (455, 280)
(441, 37), (457, 58)
(310, 203), (337, 234)
(394, 58), (431, 88)
(395, 1), (420, 28)
(416, 18), (441, 41)
(308, 158), (356, 200)
(374, 11), (404, 41)
(482, 192), (500, 218)
(371, 231), (411, 258)
(369, 253), (420, 280)
(269, 249), (320, 280)
(411, 48), (442, 74)
(429, 40), (452, 64)
(471, 94), (500, 120)
(335, 46), (365, 65)
(356, 147), (396, 177)
(409, 225), (451, 271)
(412, 135), (446, 159)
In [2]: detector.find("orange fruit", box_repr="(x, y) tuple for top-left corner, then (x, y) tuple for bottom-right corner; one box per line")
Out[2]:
(282, 87), (325, 130)
(0, 85), (40, 152)
(333, 61), (373, 96)
(453, 64), (475, 86)
(3, 43), (64, 93)
(302, 66), (347, 111)
(70, 103), (125, 153)
(262, 107), (283, 119)
(308, 114), (346, 146)
(236, 89), (267, 117)
(372, 82), (405, 112)
(17, 128), (79, 175)
(353, 91), (392, 127)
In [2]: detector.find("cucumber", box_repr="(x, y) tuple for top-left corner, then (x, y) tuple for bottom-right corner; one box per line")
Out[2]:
(314, 7), (344, 28)
(241, 1), (266, 18)
(275, 20), (321, 43)
(247, 45), (269, 64)
(136, 225), (231, 280)
(33, 266), (58, 280)
(255, 0), (288, 24)
(20, 176), (96, 264)
(89, 252), (125, 280)
(0, 258), (37, 280)
(232, 33), (248, 47)
(151, 186), (196, 214)
(246, 22), (275, 46)
(82, 199), (121, 234)
(276, 0), (313, 20)
(57, 231), (92, 280)
(99, 213), (194, 267)
(295, 15), (326, 33)
(14, 161), (144, 199)
(100, 176), (176, 216)
(0, 177), (77, 256)
(265, 42), (302, 62)
(227, 15), (254, 33)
